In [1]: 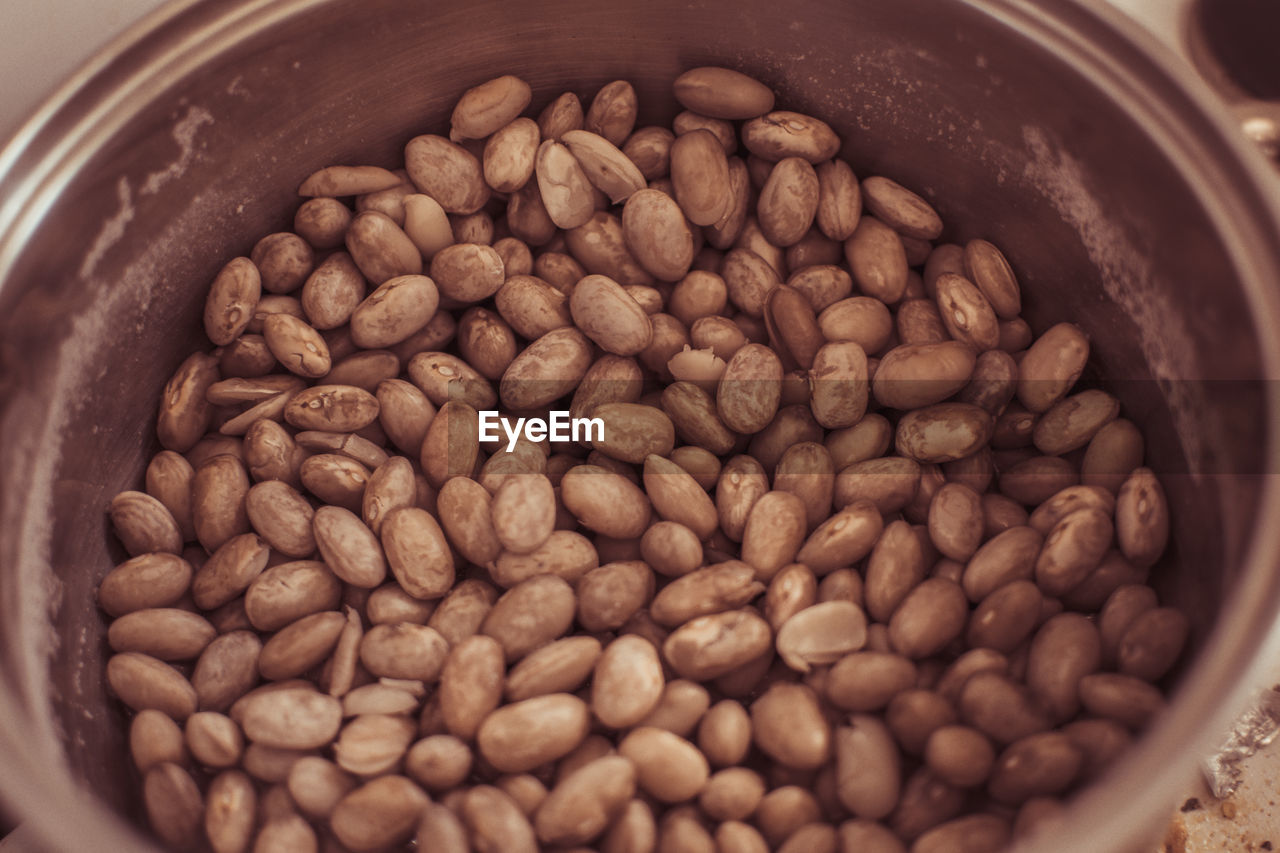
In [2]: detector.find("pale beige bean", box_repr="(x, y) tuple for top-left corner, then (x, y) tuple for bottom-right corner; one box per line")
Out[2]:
(499, 326), (594, 410)
(935, 272), (998, 352)
(250, 232), (313, 294)
(845, 216), (908, 304)
(492, 529), (598, 587)
(873, 341), (976, 411)
(343, 209), (423, 286)
(835, 714), (901, 820)
(1025, 612), (1102, 723)
(670, 129), (731, 226)
(1032, 389), (1119, 456)
(535, 138), (596, 229)
(563, 129), (646, 203)
(294, 196), (351, 249)
(330, 775), (430, 852)
(359, 622), (448, 682)
(204, 256), (261, 346)
(106, 489), (181, 555)
(481, 574), (577, 661)
(143, 762), (204, 848)
(697, 699), (752, 768)
(405, 735), (473, 790)
(536, 755), (637, 846)
(489, 473), (555, 556)
(988, 731), (1083, 805)
(619, 727), (709, 803)
(157, 351), (218, 453)
(663, 609), (773, 681)
(762, 563), (814, 630)
(560, 464), (651, 539)
(584, 80), (637, 145)
(108, 652), (198, 721)
(311, 505), (386, 588)
(958, 672), (1050, 744)
(837, 819), (906, 853)
(742, 111), (840, 163)
(965, 580), (1041, 654)
(923, 725), (995, 789)
(193, 631), (262, 712)
(814, 159), (862, 242)
(184, 711), (243, 768)
(896, 402), (994, 464)
(776, 601), (868, 673)
(451, 74), (532, 140)
(461, 785), (539, 853)
(827, 651), (917, 712)
(439, 635), (505, 741)
(299, 165), (402, 197)
(484, 117), (541, 193)
(1115, 467), (1169, 569)
(476, 693), (591, 773)
(457, 306), (519, 381)
(637, 679), (711, 736)
(108, 608), (215, 661)
(722, 247), (781, 318)
(621, 188), (695, 282)
(205, 769), (256, 853)
(1016, 322), (1090, 413)
(757, 156), (820, 247)
(791, 499), (879, 574)
(341, 683), (419, 716)
(673, 67), (774, 119)
(506, 636), (602, 702)
(405, 134), (490, 214)
(889, 578), (967, 659)
(751, 682), (831, 769)
(332, 713), (417, 776)
(1034, 506), (1113, 595)
(243, 559), (341, 632)
(235, 684), (341, 750)
(99, 552), (194, 618)
(380, 506), (454, 599)
(962, 238), (1021, 318)
(1116, 607), (1188, 682)
(301, 252), (366, 331)
(569, 273), (654, 356)
(577, 560), (654, 632)
(912, 814), (1010, 853)
(428, 578), (498, 645)
(961, 525), (1042, 602)
(861, 176), (943, 241)
(741, 491), (808, 581)
(661, 380), (736, 455)
(130, 709), (187, 773)
(650, 561), (763, 627)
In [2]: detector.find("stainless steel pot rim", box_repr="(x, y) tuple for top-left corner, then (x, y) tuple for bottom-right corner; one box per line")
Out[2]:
(2, 1), (1280, 851)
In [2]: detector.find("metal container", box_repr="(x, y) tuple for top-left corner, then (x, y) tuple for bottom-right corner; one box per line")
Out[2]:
(1, 0), (1278, 849)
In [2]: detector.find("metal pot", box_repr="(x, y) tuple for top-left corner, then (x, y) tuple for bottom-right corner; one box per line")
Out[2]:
(1, 0), (1278, 849)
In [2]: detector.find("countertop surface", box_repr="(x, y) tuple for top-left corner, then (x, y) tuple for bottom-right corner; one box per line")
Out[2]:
(2, 0), (1275, 851)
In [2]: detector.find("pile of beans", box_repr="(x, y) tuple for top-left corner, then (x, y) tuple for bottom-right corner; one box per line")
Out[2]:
(99, 67), (1182, 853)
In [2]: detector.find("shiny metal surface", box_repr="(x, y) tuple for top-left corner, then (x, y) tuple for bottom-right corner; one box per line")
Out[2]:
(1, 0), (1280, 850)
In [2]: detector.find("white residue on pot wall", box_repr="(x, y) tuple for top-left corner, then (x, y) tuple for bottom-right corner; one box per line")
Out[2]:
(1019, 124), (1204, 479)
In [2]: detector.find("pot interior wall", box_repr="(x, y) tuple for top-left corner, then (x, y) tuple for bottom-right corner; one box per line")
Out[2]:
(0, 0), (1267, 841)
